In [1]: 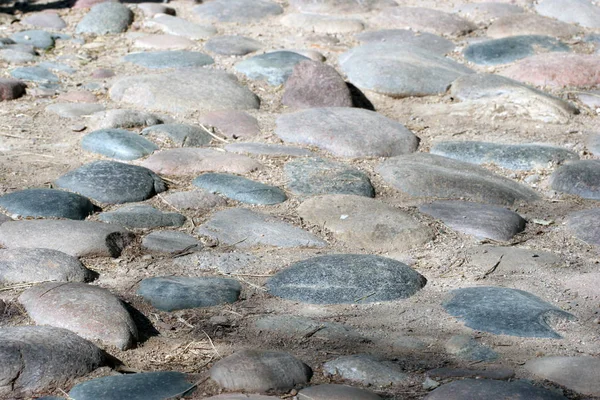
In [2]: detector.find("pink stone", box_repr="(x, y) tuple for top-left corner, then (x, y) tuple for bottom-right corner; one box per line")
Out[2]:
(91, 68), (115, 79)
(0, 78), (26, 101)
(21, 12), (67, 30)
(134, 34), (196, 50)
(57, 91), (97, 103)
(199, 110), (260, 139)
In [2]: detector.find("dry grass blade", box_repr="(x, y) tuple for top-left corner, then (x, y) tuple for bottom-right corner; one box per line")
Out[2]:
(199, 124), (229, 144)
(202, 329), (221, 359)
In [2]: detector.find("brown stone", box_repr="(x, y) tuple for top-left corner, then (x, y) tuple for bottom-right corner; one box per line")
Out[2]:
(0, 78), (26, 101)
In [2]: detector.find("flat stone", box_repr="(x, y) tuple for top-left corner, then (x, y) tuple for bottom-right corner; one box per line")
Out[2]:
(205, 35), (262, 56)
(39, 61), (76, 74)
(285, 157), (375, 197)
(146, 14), (216, 40)
(81, 128), (158, 160)
(0, 49), (37, 64)
(454, 3), (524, 23)
(110, 69), (260, 113)
(535, 0), (600, 29)
(22, 13), (66, 30)
(137, 276), (241, 311)
(281, 13), (364, 34)
(57, 91), (98, 103)
(339, 43), (474, 98)
(20, 282), (138, 349)
(487, 14), (581, 39)
(9, 30), (54, 49)
(204, 395), (278, 400)
(55, 160), (166, 204)
(424, 379), (567, 400)
(46, 103), (105, 118)
(235, 51), (311, 86)
(567, 208), (600, 246)
(172, 251), (258, 274)
(464, 35), (569, 66)
(298, 194), (433, 252)
(525, 356), (600, 397)
(134, 34), (196, 50)
(11, 66), (58, 84)
(0, 220), (134, 257)
(376, 153), (539, 206)
(443, 286), (573, 338)
(225, 143), (314, 157)
(142, 148), (262, 176)
(210, 350), (311, 391)
(69, 371), (194, 400)
(99, 204), (185, 229)
(374, 7), (476, 36)
(123, 50), (214, 69)
(290, 0), (397, 13)
(0, 248), (94, 284)
(199, 110), (261, 139)
(323, 354), (408, 386)
(141, 123), (211, 147)
(196, 208), (326, 249)
(445, 335), (498, 362)
(73, 0), (113, 8)
(193, 173), (287, 205)
(142, 230), (202, 254)
(254, 315), (363, 341)
(0, 326), (106, 396)
(356, 29), (454, 56)
(427, 366), (515, 380)
(268, 254), (426, 304)
(0, 188), (95, 220)
(550, 160), (600, 199)
(137, 3), (175, 17)
(90, 109), (172, 130)
(298, 384), (382, 400)
(0, 78), (26, 100)
(76, 2), (133, 34)
(276, 107), (418, 157)
(464, 245), (563, 275)
(160, 189), (227, 211)
(193, 0), (283, 23)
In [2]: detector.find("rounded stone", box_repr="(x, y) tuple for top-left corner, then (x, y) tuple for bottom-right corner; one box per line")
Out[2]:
(10, 66), (58, 84)
(9, 30), (54, 50)
(298, 384), (382, 400)
(525, 356), (600, 397)
(424, 379), (567, 400)
(235, 51), (311, 86)
(142, 123), (213, 147)
(356, 29), (454, 56)
(0, 188), (95, 220)
(567, 208), (600, 246)
(535, 0), (600, 29)
(22, 13), (67, 30)
(204, 35), (263, 56)
(98, 204), (186, 229)
(193, 0), (283, 23)
(550, 160), (600, 199)
(142, 230), (202, 254)
(81, 129), (159, 160)
(123, 51), (214, 69)
(323, 354), (408, 386)
(463, 35), (569, 66)
(374, 6), (476, 37)
(193, 173), (287, 205)
(0, 78), (26, 101)
(75, 2), (133, 35)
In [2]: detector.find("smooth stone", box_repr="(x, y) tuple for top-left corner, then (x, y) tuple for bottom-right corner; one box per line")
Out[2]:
(374, 7), (476, 37)
(205, 35), (262, 56)
(0, 188), (94, 220)
(0, 49), (37, 64)
(142, 230), (202, 254)
(98, 204), (185, 229)
(142, 148), (262, 176)
(160, 189), (227, 211)
(193, 0), (283, 23)
(424, 379), (567, 400)
(46, 103), (105, 118)
(445, 335), (498, 362)
(9, 30), (54, 49)
(110, 69), (260, 113)
(285, 157), (375, 197)
(0, 326), (106, 396)
(90, 109), (172, 130)
(142, 123), (212, 147)
(323, 354), (408, 386)
(75, 2), (133, 34)
(550, 161), (600, 199)
(0, 220), (134, 257)
(55, 160), (166, 204)
(225, 143), (314, 157)
(39, 61), (75, 74)
(0, 78), (26, 100)
(0, 248), (94, 284)
(172, 251), (258, 274)
(235, 51), (311, 86)
(376, 153), (539, 206)
(134, 34), (196, 50)
(298, 384), (382, 400)
(210, 350), (311, 391)
(339, 43), (474, 98)
(137, 276), (241, 311)
(10, 66), (58, 84)
(199, 110), (261, 139)
(196, 208), (326, 249)
(281, 13), (364, 34)
(268, 254), (426, 304)
(464, 35), (569, 66)
(535, 0), (600, 29)
(276, 107), (418, 157)
(57, 91), (98, 103)
(525, 356), (600, 396)
(454, 2), (523, 23)
(69, 371), (194, 400)
(290, 0), (397, 13)
(123, 50), (214, 69)
(20, 282), (138, 350)
(464, 246), (563, 275)
(567, 208), (600, 246)
(73, 0), (113, 8)
(137, 3), (175, 17)
(21, 13), (67, 30)
(487, 14), (581, 39)
(193, 173), (287, 205)
(427, 366), (515, 380)
(81, 128), (158, 160)
(254, 315), (363, 341)
(204, 395), (278, 400)
(356, 29), (454, 56)
(444, 286), (573, 338)
(298, 194), (433, 252)
(146, 14), (216, 40)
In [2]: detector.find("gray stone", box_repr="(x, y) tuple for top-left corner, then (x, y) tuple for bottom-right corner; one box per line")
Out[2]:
(137, 276), (241, 311)
(55, 160), (166, 204)
(424, 379), (567, 400)
(98, 204), (185, 229)
(123, 50), (214, 69)
(69, 371), (195, 400)
(146, 14), (216, 40)
(443, 286), (573, 338)
(20, 282), (138, 349)
(46, 103), (105, 118)
(39, 61), (75, 74)
(225, 143), (314, 157)
(193, 173), (287, 205)
(199, 110), (261, 139)
(0, 48), (37, 64)
(376, 153), (539, 206)
(373, 6), (476, 36)
(10, 66), (58, 84)
(454, 3), (523, 24)
(254, 315), (363, 341)
(535, 0), (600, 29)
(196, 208), (326, 249)
(525, 356), (600, 397)
(9, 30), (54, 49)
(323, 354), (408, 386)
(193, 0), (283, 23)
(464, 36), (569, 66)
(90, 109), (173, 130)
(427, 366), (515, 380)
(142, 124), (212, 147)
(281, 13), (364, 34)
(0, 326), (106, 396)
(205, 35), (262, 56)
(161, 189), (227, 211)
(210, 350), (311, 391)
(298, 384), (382, 400)
(172, 251), (258, 274)
(0, 188), (95, 220)
(22, 13), (67, 30)
(268, 254), (426, 304)
(290, 0), (396, 13)
(567, 208), (600, 246)
(356, 29), (454, 56)
(81, 129), (158, 160)
(0, 220), (134, 257)
(204, 395), (278, 400)
(142, 230), (202, 254)
(75, 2), (133, 35)
(285, 157), (375, 197)
(235, 51), (311, 86)
(445, 335), (498, 362)
(550, 160), (600, 199)
(0, 248), (94, 284)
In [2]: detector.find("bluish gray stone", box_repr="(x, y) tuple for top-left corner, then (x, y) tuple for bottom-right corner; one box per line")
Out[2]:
(0, 188), (95, 220)
(142, 124), (212, 147)
(81, 129), (158, 160)
(69, 372), (195, 400)
(445, 335), (498, 362)
(444, 286), (574, 338)
(424, 379), (567, 400)
(254, 315), (363, 341)
(98, 204), (185, 229)
(75, 2), (133, 35)
(142, 230), (202, 254)
(567, 208), (600, 246)
(10, 66), (58, 83)
(9, 30), (54, 49)
(356, 29), (454, 56)
(285, 157), (375, 197)
(235, 51), (311, 85)
(268, 254), (426, 304)
(205, 35), (263, 56)
(193, 0), (283, 23)
(0, 48), (37, 64)
(123, 51), (214, 69)
(193, 173), (287, 205)
(137, 276), (242, 311)
(550, 160), (600, 199)
(323, 354), (408, 386)
(464, 35), (569, 65)
(225, 142), (314, 157)
(55, 160), (166, 204)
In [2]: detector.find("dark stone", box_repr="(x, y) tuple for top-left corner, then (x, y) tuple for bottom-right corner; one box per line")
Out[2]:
(98, 204), (186, 229)
(464, 35), (569, 65)
(75, 2), (133, 34)
(356, 29), (454, 56)
(123, 50), (214, 69)
(0, 78), (26, 101)
(205, 35), (263, 56)
(193, 173), (287, 205)
(235, 51), (311, 85)
(193, 0), (283, 23)
(0, 188), (95, 220)
(424, 379), (567, 400)
(323, 354), (408, 386)
(550, 160), (600, 199)
(142, 123), (212, 147)
(142, 231), (202, 254)
(81, 129), (159, 160)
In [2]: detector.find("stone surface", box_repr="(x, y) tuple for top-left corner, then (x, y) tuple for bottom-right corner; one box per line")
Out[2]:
(487, 13), (581, 39)
(205, 35), (262, 56)
(46, 103), (105, 118)
(281, 13), (364, 34)
(464, 36), (569, 66)
(427, 366), (515, 380)
(444, 286), (573, 338)
(235, 51), (311, 86)
(20, 282), (138, 349)
(0, 220), (134, 257)
(204, 395), (278, 400)
(196, 208), (326, 249)
(550, 161), (600, 199)
(535, 0), (600, 29)
(22, 13), (67, 30)
(0, 188), (95, 220)
(142, 230), (202, 254)
(454, 2), (523, 23)
(137, 276), (242, 311)
(376, 153), (539, 206)
(268, 254), (426, 304)
(225, 143), (314, 157)
(99, 204), (186, 229)
(199, 110), (261, 139)
(298, 194), (432, 252)
(123, 50), (214, 69)
(298, 384), (382, 400)
(10, 30), (54, 49)
(193, 0), (283, 23)
(276, 107), (418, 157)
(356, 29), (454, 56)
(193, 173), (287, 205)
(161, 189), (227, 211)
(134, 34), (196, 50)
(290, 0), (396, 13)
(567, 208), (600, 246)
(137, 3), (175, 17)
(254, 315), (363, 341)
(525, 356), (600, 396)
(0, 78), (26, 101)
(75, 2), (133, 35)
(55, 160), (166, 204)
(90, 109), (172, 130)
(142, 123), (212, 147)
(323, 354), (407, 386)
(81, 128), (158, 160)
(172, 251), (258, 274)
(11, 66), (58, 84)
(424, 379), (567, 400)
(445, 335), (498, 361)
(210, 350), (311, 391)
(374, 7), (476, 36)
(57, 91), (98, 103)
(1, 48), (37, 64)
(146, 14), (216, 40)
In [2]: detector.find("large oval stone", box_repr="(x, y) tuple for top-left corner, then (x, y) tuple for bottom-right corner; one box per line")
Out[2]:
(193, 173), (286, 205)
(193, 0), (283, 22)
(323, 354), (408, 386)
(81, 129), (158, 160)
(235, 51), (311, 86)
(567, 208), (600, 246)
(425, 379), (567, 400)
(463, 35), (569, 66)
(123, 50), (214, 69)
(356, 29), (454, 56)
(550, 160), (600, 199)
(98, 204), (185, 229)
(75, 2), (133, 34)
(373, 7), (476, 37)
(0, 188), (95, 220)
